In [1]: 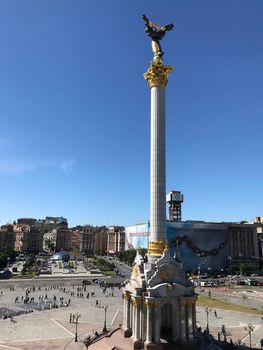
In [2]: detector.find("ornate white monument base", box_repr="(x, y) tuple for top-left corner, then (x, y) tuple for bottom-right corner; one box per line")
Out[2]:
(122, 250), (198, 350)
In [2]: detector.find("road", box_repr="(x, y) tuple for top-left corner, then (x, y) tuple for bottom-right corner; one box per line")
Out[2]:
(100, 256), (132, 278)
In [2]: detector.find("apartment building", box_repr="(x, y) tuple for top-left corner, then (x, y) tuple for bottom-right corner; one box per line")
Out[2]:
(107, 226), (125, 255)
(14, 225), (43, 253)
(0, 225), (15, 251)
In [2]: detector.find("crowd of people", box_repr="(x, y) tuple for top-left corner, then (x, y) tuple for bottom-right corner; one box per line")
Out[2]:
(0, 281), (117, 322)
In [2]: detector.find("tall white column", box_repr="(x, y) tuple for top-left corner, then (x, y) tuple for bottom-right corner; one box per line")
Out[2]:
(144, 63), (173, 261)
(150, 86), (166, 245)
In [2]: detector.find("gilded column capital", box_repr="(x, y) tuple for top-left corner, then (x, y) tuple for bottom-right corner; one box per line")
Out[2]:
(144, 63), (173, 89)
(180, 299), (187, 306)
(145, 299), (155, 308)
(123, 291), (131, 301)
(154, 300), (162, 308)
(186, 299), (194, 306)
(131, 297), (142, 307)
(148, 240), (168, 256)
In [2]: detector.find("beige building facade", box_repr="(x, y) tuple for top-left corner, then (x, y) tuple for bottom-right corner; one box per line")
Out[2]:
(14, 225), (43, 253)
(107, 226), (125, 255)
(228, 223), (262, 269)
(81, 226), (108, 256)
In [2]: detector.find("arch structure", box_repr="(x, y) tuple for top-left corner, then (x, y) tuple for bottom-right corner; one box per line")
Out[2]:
(122, 250), (198, 350)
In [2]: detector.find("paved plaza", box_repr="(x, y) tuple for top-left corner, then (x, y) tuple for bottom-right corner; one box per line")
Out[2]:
(0, 280), (262, 349)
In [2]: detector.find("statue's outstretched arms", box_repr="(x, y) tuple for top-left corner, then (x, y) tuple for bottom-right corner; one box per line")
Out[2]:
(142, 14), (149, 24)
(161, 23), (174, 32)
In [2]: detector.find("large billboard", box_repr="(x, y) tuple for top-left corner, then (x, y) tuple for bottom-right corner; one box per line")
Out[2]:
(167, 221), (229, 272)
(125, 224), (150, 250)
(125, 221), (229, 271)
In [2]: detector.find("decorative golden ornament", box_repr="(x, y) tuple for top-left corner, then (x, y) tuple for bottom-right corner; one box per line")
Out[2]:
(154, 300), (162, 308)
(186, 299), (193, 306)
(180, 299), (187, 306)
(131, 297), (142, 306)
(145, 299), (155, 308)
(148, 240), (168, 256)
(132, 265), (140, 277)
(123, 291), (131, 300)
(144, 63), (173, 88)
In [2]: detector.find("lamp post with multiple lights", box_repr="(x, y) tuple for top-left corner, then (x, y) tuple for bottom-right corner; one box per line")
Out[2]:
(74, 312), (81, 342)
(102, 304), (109, 332)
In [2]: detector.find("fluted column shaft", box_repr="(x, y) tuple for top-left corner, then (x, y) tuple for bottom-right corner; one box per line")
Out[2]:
(127, 299), (131, 330)
(146, 300), (154, 343)
(154, 302), (161, 343)
(180, 301), (187, 340)
(150, 86), (166, 244)
(144, 63), (173, 260)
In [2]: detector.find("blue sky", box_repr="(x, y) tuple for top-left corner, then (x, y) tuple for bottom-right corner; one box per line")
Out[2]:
(0, 1), (262, 227)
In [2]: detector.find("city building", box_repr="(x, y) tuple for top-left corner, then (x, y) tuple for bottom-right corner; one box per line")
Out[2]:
(0, 225), (15, 251)
(17, 218), (37, 226)
(70, 230), (83, 255)
(44, 216), (68, 231)
(43, 229), (57, 253)
(93, 226), (108, 256)
(81, 226), (95, 256)
(55, 228), (72, 252)
(107, 226), (125, 255)
(75, 225), (108, 256)
(14, 224), (43, 253)
(228, 223), (262, 271)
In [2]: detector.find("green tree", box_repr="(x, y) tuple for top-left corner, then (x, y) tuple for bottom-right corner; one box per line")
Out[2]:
(0, 248), (16, 270)
(119, 249), (137, 266)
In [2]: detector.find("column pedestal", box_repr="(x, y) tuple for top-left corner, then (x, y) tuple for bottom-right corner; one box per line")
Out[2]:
(144, 342), (163, 350)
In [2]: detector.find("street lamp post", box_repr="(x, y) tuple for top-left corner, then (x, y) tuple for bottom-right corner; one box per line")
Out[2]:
(205, 307), (210, 333)
(102, 304), (109, 332)
(74, 312), (81, 342)
(245, 324), (254, 349)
